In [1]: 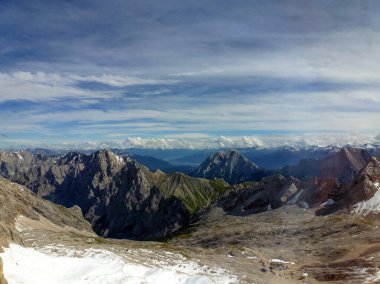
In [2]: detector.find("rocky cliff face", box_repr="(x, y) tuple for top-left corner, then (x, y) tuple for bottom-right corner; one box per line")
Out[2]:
(217, 175), (311, 215)
(346, 157), (380, 217)
(0, 151), (56, 197)
(277, 147), (373, 213)
(0, 150), (226, 240)
(192, 150), (264, 184)
(348, 157), (380, 202)
(45, 150), (190, 239)
(319, 147), (371, 183)
(281, 147), (371, 183)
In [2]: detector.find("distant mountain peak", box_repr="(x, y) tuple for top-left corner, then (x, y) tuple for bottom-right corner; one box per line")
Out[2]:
(319, 146), (371, 182)
(192, 150), (263, 184)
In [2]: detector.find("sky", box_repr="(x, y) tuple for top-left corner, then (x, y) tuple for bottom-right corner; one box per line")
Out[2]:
(1, 0), (380, 149)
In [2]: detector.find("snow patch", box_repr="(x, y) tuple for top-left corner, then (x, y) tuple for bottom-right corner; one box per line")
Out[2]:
(320, 198), (335, 207)
(353, 181), (380, 216)
(300, 201), (309, 209)
(1, 244), (238, 284)
(271, 259), (295, 265)
(287, 189), (304, 205)
(115, 155), (124, 165)
(12, 151), (24, 160)
(366, 271), (380, 283)
(110, 152), (125, 165)
(246, 256), (257, 259)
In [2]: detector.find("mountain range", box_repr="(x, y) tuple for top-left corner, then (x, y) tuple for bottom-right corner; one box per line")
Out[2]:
(0, 150), (227, 240)
(2, 145), (380, 282)
(1, 147), (380, 238)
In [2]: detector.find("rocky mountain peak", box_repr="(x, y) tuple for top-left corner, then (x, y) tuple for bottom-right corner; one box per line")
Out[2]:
(282, 146), (372, 184)
(320, 146), (371, 183)
(211, 149), (258, 166)
(90, 149), (125, 166)
(192, 150), (263, 184)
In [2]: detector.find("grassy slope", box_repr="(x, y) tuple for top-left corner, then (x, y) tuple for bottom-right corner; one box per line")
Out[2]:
(158, 173), (229, 214)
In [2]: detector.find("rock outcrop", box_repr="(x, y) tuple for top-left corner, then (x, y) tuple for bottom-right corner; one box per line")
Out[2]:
(217, 175), (312, 215)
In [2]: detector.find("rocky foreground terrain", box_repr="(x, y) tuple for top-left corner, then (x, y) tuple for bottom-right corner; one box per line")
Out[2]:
(1, 146), (380, 283)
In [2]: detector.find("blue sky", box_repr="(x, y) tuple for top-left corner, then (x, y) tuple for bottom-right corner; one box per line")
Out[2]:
(1, 0), (380, 149)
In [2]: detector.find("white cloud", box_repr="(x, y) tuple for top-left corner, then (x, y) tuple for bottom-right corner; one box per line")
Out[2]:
(4, 134), (377, 151)
(0, 71), (174, 102)
(0, 72), (89, 102)
(170, 68), (224, 77)
(2, 85), (380, 140)
(77, 74), (175, 87)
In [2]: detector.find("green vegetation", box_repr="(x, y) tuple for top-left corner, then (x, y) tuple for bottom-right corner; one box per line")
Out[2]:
(94, 237), (109, 244)
(177, 178), (230, 214)
(331, 216), (345, 223)
(175, 232), (194, 239)
(357, 218), (377, 226)
(158, 173), (231, 214)
(209, 179), (230, 194)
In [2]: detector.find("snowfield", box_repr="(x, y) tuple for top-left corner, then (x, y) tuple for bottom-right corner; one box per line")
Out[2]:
(1, 244), (237, 284)
(353, 181), (380, 216)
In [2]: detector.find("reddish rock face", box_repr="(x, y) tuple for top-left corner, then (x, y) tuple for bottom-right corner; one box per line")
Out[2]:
(280, 148), (371, 208)
(288, 148), (372, 207)
(281, 147), (372, 186)
(313, 178), (340, 206)
(348, 157), (380, 204)
(320, 147), (371, 183)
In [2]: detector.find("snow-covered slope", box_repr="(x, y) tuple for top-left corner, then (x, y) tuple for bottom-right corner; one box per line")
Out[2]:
(1, 244), (237, 284)
(353, 182), (380, 216)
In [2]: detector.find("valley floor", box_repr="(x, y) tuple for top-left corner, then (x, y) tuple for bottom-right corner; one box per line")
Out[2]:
(168, 205), (380, 284)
